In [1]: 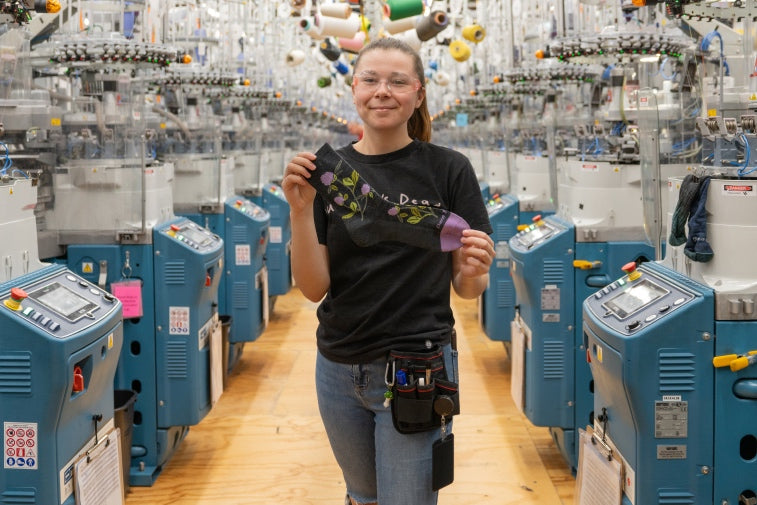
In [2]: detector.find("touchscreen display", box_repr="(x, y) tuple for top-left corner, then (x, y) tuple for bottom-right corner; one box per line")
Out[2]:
(179, 226), (211, 246)
(603, 279), (668, 319)
(29, 282), (99, 321)
(517, 225), (554, 248)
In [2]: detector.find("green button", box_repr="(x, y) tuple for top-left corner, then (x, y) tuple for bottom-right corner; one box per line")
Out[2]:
(22, 306), (34, 316)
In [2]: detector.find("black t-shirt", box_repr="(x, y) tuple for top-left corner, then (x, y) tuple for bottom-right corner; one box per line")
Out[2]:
(313, 139), (493, 364)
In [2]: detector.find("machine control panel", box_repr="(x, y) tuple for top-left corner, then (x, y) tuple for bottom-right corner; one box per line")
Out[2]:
(512, 219), (562, 250)
(585, 267), (696, 335)
(164, 219), (222, 251)
(265, 183), (284, 198)
(487, 194), (507, 215)
(1, 270), (119, 339)
(231, 198), (270, 222)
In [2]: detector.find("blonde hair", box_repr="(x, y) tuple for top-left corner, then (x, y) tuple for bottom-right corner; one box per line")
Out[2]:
(354, 37), (432, 142)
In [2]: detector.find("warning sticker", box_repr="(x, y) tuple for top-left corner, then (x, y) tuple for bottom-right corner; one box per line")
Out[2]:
(235, 244), (251, 266)
(722, 184), (755, 197)
(169, 306), (190, 335)
(657, 444), (687, 460)
(269, 226), (282, 244)
(4, 422), (38, 470)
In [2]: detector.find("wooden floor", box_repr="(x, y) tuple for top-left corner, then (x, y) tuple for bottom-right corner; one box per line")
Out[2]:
(126, 289), (575, 505)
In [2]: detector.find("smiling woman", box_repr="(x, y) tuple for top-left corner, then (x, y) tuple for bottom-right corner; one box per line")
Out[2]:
(281, 36), (495, 505)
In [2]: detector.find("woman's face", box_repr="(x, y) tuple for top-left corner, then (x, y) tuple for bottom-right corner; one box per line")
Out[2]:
(351, 48), (424, 135)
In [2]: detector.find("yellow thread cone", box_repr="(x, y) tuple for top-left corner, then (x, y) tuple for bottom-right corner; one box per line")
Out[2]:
(462, 24), (486, 43)
(449, 40), (471, 62)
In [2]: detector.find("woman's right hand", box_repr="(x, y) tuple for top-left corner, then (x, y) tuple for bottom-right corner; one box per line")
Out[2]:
(282, 152), (317, 214)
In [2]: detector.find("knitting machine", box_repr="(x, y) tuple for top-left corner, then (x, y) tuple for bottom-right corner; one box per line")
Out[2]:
(579, 3), (757, 501)
(0, 177), (123, 505)
(155, 70), (270, 372)
(509, 27), (695, 472)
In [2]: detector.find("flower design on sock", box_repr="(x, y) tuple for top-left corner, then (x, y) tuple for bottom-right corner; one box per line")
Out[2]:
(320, 172), (335, 186)
(322, 159), (374, 220)
(389, 204), (443, 225)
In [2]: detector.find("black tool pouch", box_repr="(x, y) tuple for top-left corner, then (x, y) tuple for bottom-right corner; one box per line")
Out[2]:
(388, 345), (460, 434)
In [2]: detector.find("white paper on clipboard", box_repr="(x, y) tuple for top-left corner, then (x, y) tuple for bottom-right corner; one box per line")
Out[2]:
(209, 315), (224, 406)
(575, 428), (623, 505)
(74, 428), (124, 505)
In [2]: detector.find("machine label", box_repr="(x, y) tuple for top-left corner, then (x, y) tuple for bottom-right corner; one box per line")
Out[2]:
(541, 286), (560, 310)
(269, 226), (283, 244)
(3, 422), (38, 470)
(235, 244), (251, 266)
(81, 262), (94, 274)
(495, 241), (510, 260)
(542, 313), (560, 323)
(169, 306), (190, 335)
(657, 445), (687, 460)
(654, 401), (688, 438)
(581, 164), (599, 171)
(722, 184), (755, 197)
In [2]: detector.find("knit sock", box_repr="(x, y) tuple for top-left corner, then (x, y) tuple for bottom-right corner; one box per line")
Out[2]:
(668, 174), (702, 247)
(683, 176), (714, 262)
(310, 143), (469, 251)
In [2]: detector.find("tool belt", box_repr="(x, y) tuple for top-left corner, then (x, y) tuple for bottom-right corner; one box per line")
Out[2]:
(386, 344), (460, 434)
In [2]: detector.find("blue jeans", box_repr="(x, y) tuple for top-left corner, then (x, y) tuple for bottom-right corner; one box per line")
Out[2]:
(315, 344), (457, 505)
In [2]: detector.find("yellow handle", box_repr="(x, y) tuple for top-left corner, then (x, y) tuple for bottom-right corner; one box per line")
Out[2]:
(731, 356), (750, 372)
(713, 354), (738, 368)
(573, 260), (601, 270)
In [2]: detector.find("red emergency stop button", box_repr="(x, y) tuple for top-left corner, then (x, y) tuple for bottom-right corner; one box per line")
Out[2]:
(72, 366), (84, 393)
(4, 287), (27, 311)
(622, 261), (642, 281)
(170, 224), (181, 232)
(205, 274), (212, 287)
(236, 199), (243, 207)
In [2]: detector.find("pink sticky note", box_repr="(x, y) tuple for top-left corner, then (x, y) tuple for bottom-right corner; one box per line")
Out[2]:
(111, 280), (143, 319)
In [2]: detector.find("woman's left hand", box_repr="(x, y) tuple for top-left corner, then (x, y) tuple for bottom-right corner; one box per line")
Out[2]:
(457, 229), (495, 278)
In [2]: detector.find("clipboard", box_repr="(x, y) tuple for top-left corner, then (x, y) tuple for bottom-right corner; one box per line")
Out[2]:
(73, 428), (124, 505)
(575, 427), (623, 505)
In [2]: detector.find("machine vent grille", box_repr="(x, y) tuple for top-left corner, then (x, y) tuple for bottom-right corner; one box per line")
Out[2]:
(233, 282), (249, 309)
(543, 260), (564, 284)
(165, 340), (188, 378)
(163, 261), (186, 285)
(658, 352), (696, 392)
(495, 223), (515, 242)
(0, 353), (32, 394)
(0, 488), (36, 504)
(496, 280), (514, 308)
(232, 225), (247, 244)
(657, 490), (695, 504)
(543, 341), (564, 379)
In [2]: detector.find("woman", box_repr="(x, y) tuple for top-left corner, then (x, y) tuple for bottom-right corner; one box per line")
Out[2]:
(282, 37), (494, 505)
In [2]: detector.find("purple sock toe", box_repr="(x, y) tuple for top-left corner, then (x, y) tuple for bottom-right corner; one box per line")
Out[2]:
(440, 212), (469, 251)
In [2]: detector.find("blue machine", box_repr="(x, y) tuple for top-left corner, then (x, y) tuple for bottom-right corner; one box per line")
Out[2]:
(64, 216), (223, 486)
(509, 214), (654, 471)
(0, 264), (123, 504)
(481, 193), (519, 342)
(583, 261), (718, 505)
(479, 181), (490, 200)
(251, 183), (291, 299)
(180, 196), (270, 369)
